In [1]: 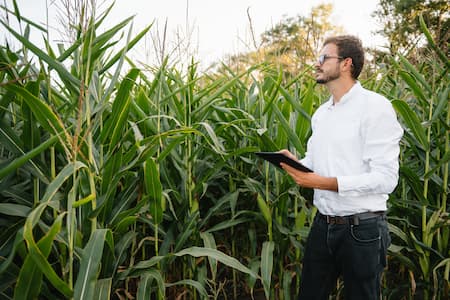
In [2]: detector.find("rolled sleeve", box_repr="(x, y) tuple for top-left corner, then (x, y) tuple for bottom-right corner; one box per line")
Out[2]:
(337, 99), (403, 197)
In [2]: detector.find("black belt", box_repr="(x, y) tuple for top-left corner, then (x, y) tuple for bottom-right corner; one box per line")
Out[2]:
(318, 211), (386, 225)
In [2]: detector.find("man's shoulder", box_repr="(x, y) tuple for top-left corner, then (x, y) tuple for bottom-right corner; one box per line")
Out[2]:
(359, 86), (392, 107)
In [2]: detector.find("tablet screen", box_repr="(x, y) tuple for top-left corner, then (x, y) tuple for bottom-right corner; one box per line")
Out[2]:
(255, 152), (313, 173)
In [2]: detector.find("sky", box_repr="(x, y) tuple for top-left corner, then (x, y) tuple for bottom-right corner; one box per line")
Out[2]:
(4, 0), (386, 69)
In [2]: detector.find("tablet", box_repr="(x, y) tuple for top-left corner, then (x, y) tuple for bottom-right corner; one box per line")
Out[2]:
(255, 152), (313, 173)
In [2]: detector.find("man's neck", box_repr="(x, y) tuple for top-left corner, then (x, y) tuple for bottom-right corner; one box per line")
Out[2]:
(327, 78), (357, 104)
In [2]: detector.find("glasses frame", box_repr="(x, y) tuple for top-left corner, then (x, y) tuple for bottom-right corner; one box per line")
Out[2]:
(318, 54), (344, 65)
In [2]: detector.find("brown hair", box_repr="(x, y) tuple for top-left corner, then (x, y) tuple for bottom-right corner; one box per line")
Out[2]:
(323, 35), (364, 79)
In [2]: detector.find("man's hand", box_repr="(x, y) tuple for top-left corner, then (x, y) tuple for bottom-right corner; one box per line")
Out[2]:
(277, 149), (298, 161)
(278, 149), (338, 192)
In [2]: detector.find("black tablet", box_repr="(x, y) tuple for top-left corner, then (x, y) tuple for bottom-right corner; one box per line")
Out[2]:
(255, 152), (313, 173)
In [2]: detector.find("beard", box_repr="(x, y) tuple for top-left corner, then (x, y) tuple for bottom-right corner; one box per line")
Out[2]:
(316, 67), (341, 84)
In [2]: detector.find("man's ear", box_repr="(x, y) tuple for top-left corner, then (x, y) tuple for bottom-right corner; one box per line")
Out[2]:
(343, 57), (353, 69)
(341, 57), (354, 75)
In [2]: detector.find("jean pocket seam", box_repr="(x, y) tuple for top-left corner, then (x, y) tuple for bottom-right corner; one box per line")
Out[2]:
(350, 224), (381, 243)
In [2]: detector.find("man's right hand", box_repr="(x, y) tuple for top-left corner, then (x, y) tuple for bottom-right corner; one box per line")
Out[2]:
(277, 149), (299, 161)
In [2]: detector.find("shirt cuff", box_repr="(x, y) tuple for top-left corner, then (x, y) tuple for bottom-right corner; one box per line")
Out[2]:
(337, 175), (364, 197)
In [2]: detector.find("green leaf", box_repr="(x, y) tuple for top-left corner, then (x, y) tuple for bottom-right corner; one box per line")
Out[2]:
(388, 222), (409, 245)
(424, 151), (450, 179)
(282, 269), (293, 300)
(74, 229), (113, 300)
(419, 14), (450, 69)
(0, 134), (59, 181)
(397, 70), (429, 107)
(173, 211), (199, 253)
(392, 99), (429, 150)
(398, 55), (432, 96)
(102, 68), (140, 148)
(1, 20), (80, 88)
(198, 121), (226, 154)
(23, 205), (73, 298)
(175, 246), (259, 279)
(205, 217), (251, 233)
(0, 203), (31, 217)
(257, 193), (272, 225)
(100, 23), (152, 74)
(41, 161), (87, 204)
(133, 256), (166, 270)
(165, 279), (208, 297)
(14, 214), (64, 300)
(431, 85), (449, 123)
(272, 103), (305, 154)
(3, 84), (67, 141)
(137, 269), (165, 300)
(93, 278), (112, 300)
(261, 241), (275, 299)
(12, 0), (21, 23)
(200, 232), (217, 279)
(111, 231), (136, 275)
(144, 158), (163, 224)
(399, 166), (428, 205)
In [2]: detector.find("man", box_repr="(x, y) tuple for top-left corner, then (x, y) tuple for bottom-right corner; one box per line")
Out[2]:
(279, 35), (403, 299)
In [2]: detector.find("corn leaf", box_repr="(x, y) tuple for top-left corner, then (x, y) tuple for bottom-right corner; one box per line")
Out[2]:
(0, 203), (30, 217)
(23, 203), (72, 298)
(93, 278), (112, 300)
(419, 14), (450, 69)
(166, 279), (208, 297)
(398, 55), (432, 96)
(144, 157), (163, 224)
(392, 99), (430, 150)
(41, 161), (87, 204)
(74, 229), (113, 300)
(102, 68), (140, 148)
(3, 84), (67, 140)
(137, 269), (165, 300)
(271, 103), (305, 154)
(1, 20), (80, 87)
(261, 241), (275, 299)
(200, 232), (218, 279)
(175, 246), (259, 279)
(14, 214), (64, 300)
(257, 193), (272, 225)
(0, 134), (58, 181)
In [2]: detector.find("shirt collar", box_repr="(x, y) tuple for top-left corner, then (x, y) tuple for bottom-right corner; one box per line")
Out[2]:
(326, 81), (362, 109)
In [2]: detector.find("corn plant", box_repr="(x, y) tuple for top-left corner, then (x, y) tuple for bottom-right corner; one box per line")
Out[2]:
(0, 4), (260, 299)
(379, 16), (449, 300)
(1, 2), (448, 299)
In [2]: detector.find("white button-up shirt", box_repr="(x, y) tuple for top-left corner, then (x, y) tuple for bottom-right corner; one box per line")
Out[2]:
(300, 82), (403, 216)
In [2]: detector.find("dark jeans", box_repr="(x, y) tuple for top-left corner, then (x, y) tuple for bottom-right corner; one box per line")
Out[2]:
(299, 212), (390, 300)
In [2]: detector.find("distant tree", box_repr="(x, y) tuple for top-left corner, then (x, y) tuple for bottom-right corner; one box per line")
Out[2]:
(217, 4), (343, 78)
(260, 3), (341, 63)
(373, 0), (449, 55)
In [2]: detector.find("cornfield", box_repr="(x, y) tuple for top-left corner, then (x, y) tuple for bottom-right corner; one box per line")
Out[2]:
(0, 3), (448, 300)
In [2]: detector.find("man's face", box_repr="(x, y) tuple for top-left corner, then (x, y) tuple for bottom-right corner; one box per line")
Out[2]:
(315, 43), (342, 84)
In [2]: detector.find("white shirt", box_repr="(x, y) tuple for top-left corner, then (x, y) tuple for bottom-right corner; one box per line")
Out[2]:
(300, 82), (403, 216)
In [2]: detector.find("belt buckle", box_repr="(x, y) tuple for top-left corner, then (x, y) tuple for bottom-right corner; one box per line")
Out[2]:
(326, 215), (335, 224)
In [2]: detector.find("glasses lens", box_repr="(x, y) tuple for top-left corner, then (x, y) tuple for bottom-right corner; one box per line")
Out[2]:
(318, 55), (325, 65)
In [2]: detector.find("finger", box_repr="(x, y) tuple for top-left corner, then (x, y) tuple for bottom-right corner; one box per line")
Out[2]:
(280, 163), (296, 173)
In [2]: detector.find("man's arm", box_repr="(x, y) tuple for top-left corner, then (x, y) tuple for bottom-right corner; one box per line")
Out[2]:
(278, 149), (338, 192)
(280, 163), (338, 191)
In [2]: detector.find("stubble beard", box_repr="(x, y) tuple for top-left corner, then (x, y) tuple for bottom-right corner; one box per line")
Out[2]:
(316, 67), (341, 84)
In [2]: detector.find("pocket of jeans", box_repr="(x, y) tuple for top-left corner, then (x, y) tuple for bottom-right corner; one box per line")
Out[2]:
(350, 222), (381, 243)
(349, 223), (382, 279)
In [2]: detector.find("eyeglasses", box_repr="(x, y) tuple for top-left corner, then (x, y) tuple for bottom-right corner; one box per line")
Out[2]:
(318, 54), (344, 65)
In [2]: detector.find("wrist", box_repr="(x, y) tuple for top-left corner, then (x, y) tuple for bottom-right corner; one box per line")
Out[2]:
(315, 175), (338, 192)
